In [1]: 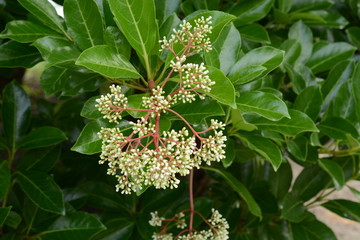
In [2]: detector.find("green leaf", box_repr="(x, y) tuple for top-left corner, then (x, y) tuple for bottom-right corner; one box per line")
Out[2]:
(293, 85), (323, 120)
(104, 26), (131, 59)
(281, 39), (301, 67)
(292, 166), (330, 201)
(0, 206), (12, 228)
(39, 211), (106, 240)
(126, 94), (149, 118)
(0, 40), (42, 68)
(285, 64), (306, 94)
(16, 171), (65, 215)
(18, 145), (61, 172)
(64, 0), (103, 50)
(306, 42), (356, 73)
(18, 0), (67, 36)
(318, 117), (359, 140)
(214, 23), (241, 74)
(205, 66), (236, 108)
(319, 159), (345, 190)
(229, 46), (284, 84)
(234, 132), (282, 170)
(17, 127), (67, 150)
(231, 109), (257, 132)
(291, 213), (337, 240)
(231, 0), (274, 26)
(290, 0), (333, 12)
(93, 218), (133, 240)
(40, 67), (69, 96)
(185, 11), (236, 44)
(281, 192), (306, 223)
(60, 68), (106, 96)
(71, 119), (132, 155)
(236, 91), (290, 121)
(33, 37), (80, 67)
(169, 98), (225, 124)
(287, 136), (309, 161)
(155, 0), (181, 23)
(238, 23), (270, 44)
(322, 199), (360, 222)
(346, 27), (360, 49)
(202, 166), (262, 217)
(322, 60), (353, 108)
(81, 96), (102, 119)
(0, 161), (11, 201)
(351, 60), (360, 120)
(268, 162), (292, 200)
(288, 20), (313, 64)
(244, 109), (319, 137)
(2, 81), (31, 150)
(76, 45), (141, 79)
(0, 20), (61, 43)
(108, 0), (159, 76)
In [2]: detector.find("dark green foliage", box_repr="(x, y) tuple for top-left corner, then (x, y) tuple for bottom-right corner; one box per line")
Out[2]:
(0, 0), (359, 239)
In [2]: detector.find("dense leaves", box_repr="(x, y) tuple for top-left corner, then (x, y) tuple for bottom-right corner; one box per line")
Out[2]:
(0, 0), (359, 239)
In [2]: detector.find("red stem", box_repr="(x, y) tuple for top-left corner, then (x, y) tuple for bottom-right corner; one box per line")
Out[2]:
(189, 169), (194, 234)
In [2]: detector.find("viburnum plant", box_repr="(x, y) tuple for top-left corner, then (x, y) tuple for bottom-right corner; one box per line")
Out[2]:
(0, 0), (360, 240)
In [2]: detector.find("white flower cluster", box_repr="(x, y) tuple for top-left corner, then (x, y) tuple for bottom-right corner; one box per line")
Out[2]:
(95, 85), (127, 123)
(150, 209), (229, 240)
(142, 86), (175, 117)
(160, 16), (213, 53)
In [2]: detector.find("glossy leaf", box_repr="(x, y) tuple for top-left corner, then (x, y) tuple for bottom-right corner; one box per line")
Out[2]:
(229, 46), (284, 84)
(71, 119), (132, 154)
(93, 218), (134, 240)
(292, 166), (330, 201)
(39, 211), (106, 240)
(81, 96), (102, 119)
(244, 109), (319, 137)
(236, 91), (290, 121)
(348, 186), (360, 201)
(231, 109), (257, 132)
(108, 0), (159, 76)
(0, 206), (12, 227)
(214, 23), (241, 74)
(318, 117), (359, 140)
(288, 20), (313, 64)
(0, 20), (61, 43)
(0, 161), (11, 201)
(231, 0), (274, 26)
(287, 136), (309, 161)
(61, 68), (106, 96)
(281, 192), (306, 223)
(351, 60), (360, 120)
(18, 0), (67, 35)
(281, 39), (301, 67)
(238, 23), (270, 44)
(319, 159), (345, 190)
(268, 162), (292, 200)
(206, 66), (236, 108)
(306, 42), (356, 73)
(104, 26), (131, 59)
(155, 0), (181, 23)
(322, 200), (360, 222)
(291, 213), (337, 240)
(40, 67), (69, 96)
(64, 0), (104, 50)
(169, 98), (225, 124)
(18, 146), (61, 172)
(202, 166), (262, 217)
(0, 40), (42, 68)
(76, 45), (141, 79)
(290, 0), (333, 12)
(17, 171), (65, 215)
(234, 132), (282, 170)
(2, 81), (31, 150)
(17, 127), (67, 149)
(346, 27), (360, 49)
(293, 85), (323, 120)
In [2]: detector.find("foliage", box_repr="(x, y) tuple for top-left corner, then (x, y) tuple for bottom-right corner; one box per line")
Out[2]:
(0, 0), (360, 239)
